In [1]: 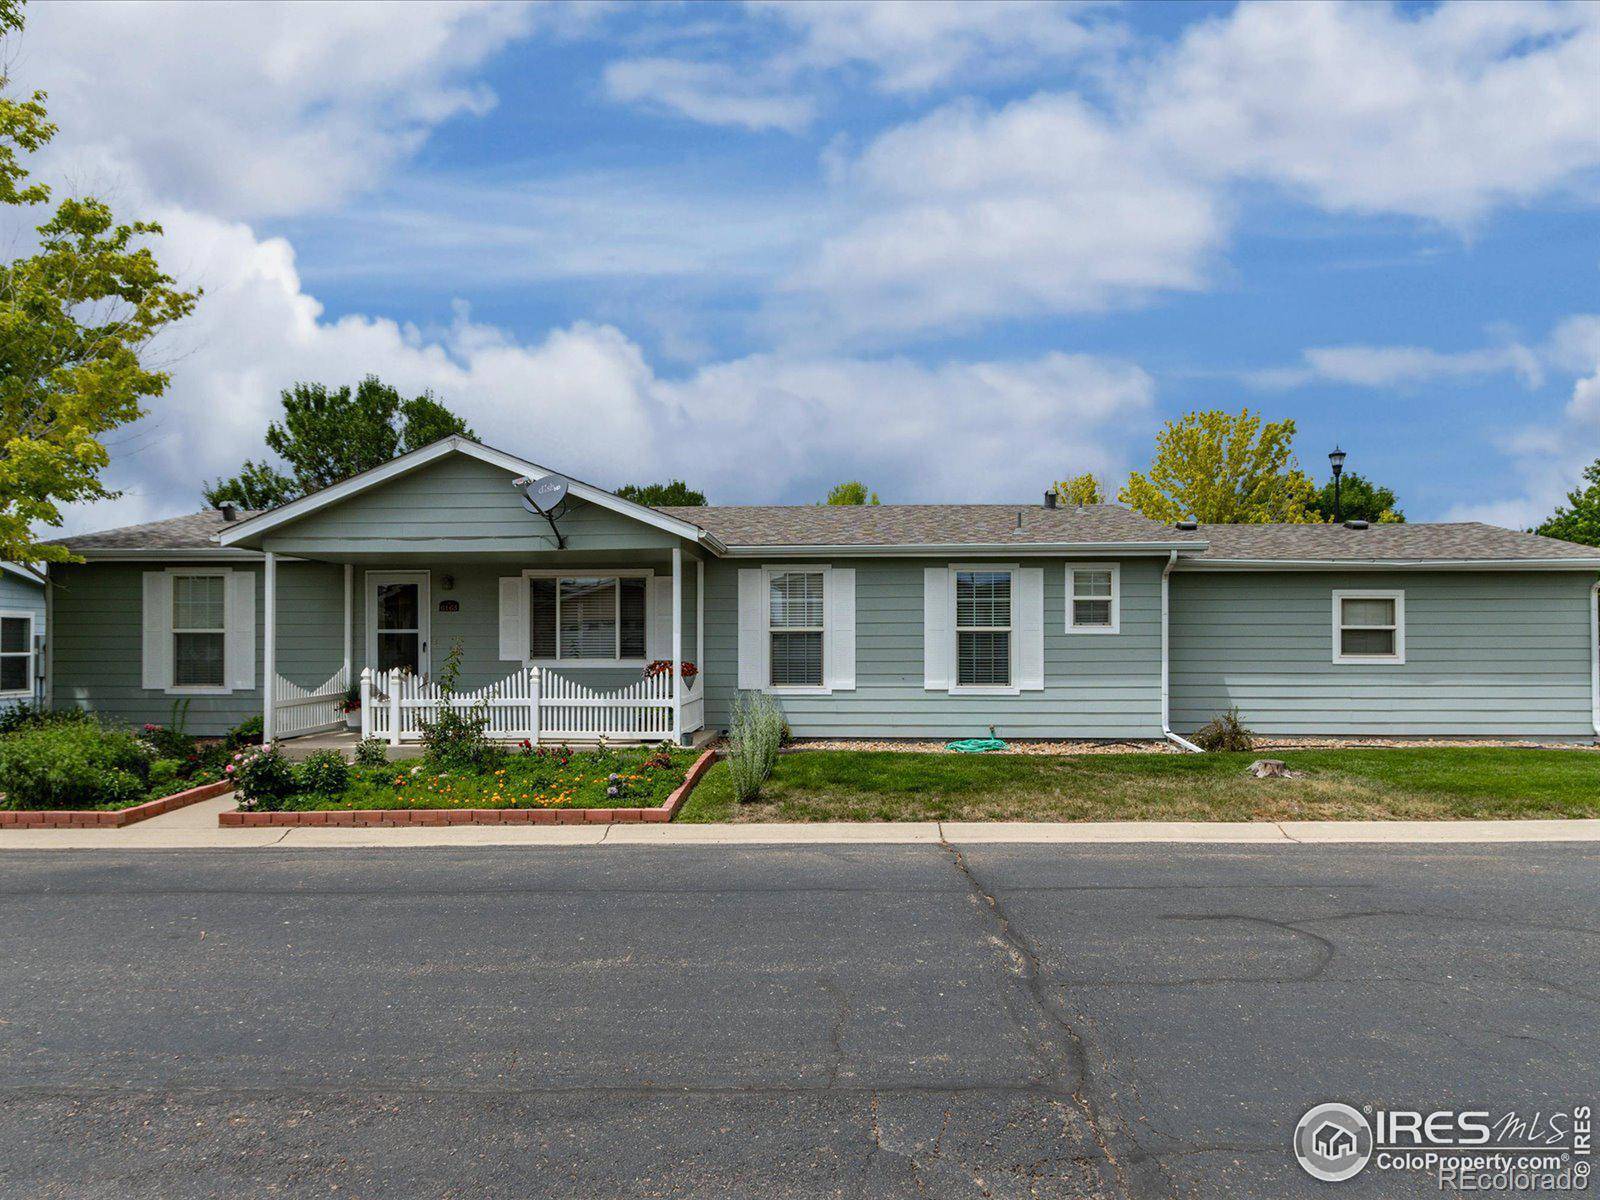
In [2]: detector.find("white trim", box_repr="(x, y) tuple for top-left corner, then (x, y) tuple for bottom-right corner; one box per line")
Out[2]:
(721, 541), (1203, 559)
(73, 549), (272, 561)
(1066, 562), (1121, 634)
(671, 545), (682, 744)
(764, 563), (831, 695)
(1590, 582), (1598, 737)
(365, 570), (431, 679)
(1331, 588), (1406, 665)
(165, 566), (232, 695)
(1, 562), (45, 585)
(0, 609), (35, 698)
(949, 562), (1020, 696)
(342, 563), (353, 682)
(1180, 558), (1600, 572)
(521, 568), (654, 667)
(696, 558), (704, 680)
(214, 436), (722, 551)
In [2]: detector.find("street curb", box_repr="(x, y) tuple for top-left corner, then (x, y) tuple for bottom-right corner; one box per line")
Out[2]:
(218, 748), (719, 828)
(0, 780), (234, 830)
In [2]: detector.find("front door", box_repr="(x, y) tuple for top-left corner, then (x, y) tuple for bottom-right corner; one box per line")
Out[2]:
(368, 572), (430, 679)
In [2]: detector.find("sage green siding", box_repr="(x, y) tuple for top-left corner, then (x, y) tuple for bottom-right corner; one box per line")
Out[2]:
(701, 557), (1165, 739)
(50, 560), (341, 736)
(1169, 570), (1598, 737)
(0, 569), (44, 711)
(259, 455), (681, 558)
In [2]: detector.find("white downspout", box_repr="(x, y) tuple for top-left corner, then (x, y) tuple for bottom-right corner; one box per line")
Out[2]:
(263, 551), (277, 743)
(1162, 550), (1203, 753)
(1590, 581), (1598, 739)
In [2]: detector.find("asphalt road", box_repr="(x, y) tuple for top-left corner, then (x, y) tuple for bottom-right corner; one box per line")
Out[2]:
(1, 843), (1594, 1199)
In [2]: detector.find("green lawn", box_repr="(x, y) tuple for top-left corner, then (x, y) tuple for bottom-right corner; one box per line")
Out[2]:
(675, 748), (1600, 823)
(284, 745), (699, 812)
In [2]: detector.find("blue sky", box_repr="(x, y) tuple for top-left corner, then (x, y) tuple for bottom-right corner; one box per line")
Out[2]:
(16, 0), (1599, 532)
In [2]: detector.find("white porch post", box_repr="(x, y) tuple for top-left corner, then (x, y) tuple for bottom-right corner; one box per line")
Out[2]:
(671, 544), (682, 745)
(342, 563), (353, 682)
(262, 550), (277, 743)
(696, 558), (704, 692)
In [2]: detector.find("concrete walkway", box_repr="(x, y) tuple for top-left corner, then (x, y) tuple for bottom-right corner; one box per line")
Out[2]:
(3, 796), (1599, 849)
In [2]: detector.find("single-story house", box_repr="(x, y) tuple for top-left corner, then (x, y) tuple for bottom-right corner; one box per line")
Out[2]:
(42, 436), (1600, 746)
(0, 563), (45, 714)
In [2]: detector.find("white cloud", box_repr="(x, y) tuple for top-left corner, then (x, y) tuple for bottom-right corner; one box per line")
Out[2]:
(791, 0), (1600, 337)
(17, 0), (557, 217)
(602, 58), (816, 133)
(1139, 0), (1600, 226)
(788, 95), (1221, 335)
(64, 212), (1152, 535)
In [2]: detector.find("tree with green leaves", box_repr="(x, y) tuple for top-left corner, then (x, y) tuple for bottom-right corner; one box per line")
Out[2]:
(204, 376), (474, 508)
(1308, 470), (1405, 524)
(614, 479), (706, 506)
(1534, 457), (1600, 547)
(1119, 409), (1318, 524)
(0, 0), (199, 562)
(821, 481), (879, 506)
(1052, 472), (1106, 506)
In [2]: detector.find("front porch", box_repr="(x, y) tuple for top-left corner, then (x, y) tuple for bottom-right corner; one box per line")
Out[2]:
(262, 549), (709, 747)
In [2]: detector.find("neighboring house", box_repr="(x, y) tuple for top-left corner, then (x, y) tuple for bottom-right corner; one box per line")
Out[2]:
(42, 436), (1600, 744)
(0, 563), (45, 714)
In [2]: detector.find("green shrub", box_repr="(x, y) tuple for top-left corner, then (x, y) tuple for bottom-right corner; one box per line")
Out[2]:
(226, 714), (264, 749)
(354, 738), (389, 766)
(1193, 707), (1255, 753)
(296, 750), (349, 798)
(417, 641), (500, 769)
(726, 691), (784, 803)
(0, 721), (152, 810)
(0, 702), (91, 737)
(148, 758), (183, 793)
(228, 745), (297, 811)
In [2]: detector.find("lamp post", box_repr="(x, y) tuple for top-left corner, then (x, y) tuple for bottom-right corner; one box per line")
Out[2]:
(1328, 446), (1347, 523)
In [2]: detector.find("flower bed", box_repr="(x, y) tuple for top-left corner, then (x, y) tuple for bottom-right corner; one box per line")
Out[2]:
(0, 779), (234, 829)
(221, 746), (719, 827)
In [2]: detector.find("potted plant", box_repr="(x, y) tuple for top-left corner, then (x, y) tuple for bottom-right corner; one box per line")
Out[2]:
(337, 684), (362, 730)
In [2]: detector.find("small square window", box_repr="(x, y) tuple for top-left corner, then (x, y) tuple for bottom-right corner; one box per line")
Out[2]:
(1334, 591), (1404, 663)
(1068, 565), (1119, 632)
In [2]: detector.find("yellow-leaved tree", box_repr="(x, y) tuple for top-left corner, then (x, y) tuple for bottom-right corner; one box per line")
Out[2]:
(1052, 473), (1106, 506)
(1118, 409), (1317, 524)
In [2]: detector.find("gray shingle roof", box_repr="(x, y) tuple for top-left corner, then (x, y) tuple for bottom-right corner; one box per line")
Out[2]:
(52, 501), (1600, 565)
(658, 504), (1182, 547)
(1186, 521), (1600, 563)
(52, 509), (262, 551)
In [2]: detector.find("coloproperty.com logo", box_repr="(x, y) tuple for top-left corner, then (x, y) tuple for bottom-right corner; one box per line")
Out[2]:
(1294, 1102), (1592, 1191)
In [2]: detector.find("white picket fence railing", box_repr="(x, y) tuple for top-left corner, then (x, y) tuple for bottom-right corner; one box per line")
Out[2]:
(359, 666), (701, 745)
(272, 666), (348, 738)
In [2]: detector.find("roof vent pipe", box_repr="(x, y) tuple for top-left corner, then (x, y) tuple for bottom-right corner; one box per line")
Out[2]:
(219, 503), (237, 522)
(1344, 519), (1369, 530)
(1043, 491), (1057, 509)
(1175, 520), (1198, 531)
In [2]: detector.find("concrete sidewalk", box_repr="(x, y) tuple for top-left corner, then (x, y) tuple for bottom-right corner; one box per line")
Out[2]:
(3, 796), (1599, 848)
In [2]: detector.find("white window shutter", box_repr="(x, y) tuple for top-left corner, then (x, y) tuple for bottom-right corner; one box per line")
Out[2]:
(646, 575), (673, 661)
(141, 571), (173, 691)
(226, 570), (256, 691)
(737, 569), (767, 690)
(923, 567), (951, 690)
(824, 568), (856, 691)
(1015, 567), (1044, 691)
(498, 576), (528, 661)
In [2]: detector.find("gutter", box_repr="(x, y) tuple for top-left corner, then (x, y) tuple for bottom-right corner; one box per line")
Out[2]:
(1591, 583), (1599, 739)
(718, 540), (1208, 559)
(1178, 557), (1600, 572)
(1161, 549), (1203, 753)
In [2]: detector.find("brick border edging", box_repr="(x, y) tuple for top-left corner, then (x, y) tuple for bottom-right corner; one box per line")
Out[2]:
(0, 780), (235, 830)
(219, 747), (721, 828)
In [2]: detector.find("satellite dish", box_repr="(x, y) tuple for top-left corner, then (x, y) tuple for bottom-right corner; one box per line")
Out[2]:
(520, 474), (570, 515)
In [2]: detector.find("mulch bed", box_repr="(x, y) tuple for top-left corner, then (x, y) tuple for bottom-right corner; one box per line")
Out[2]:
(220, 748), (719, 828)
(0, 780), (235, 829)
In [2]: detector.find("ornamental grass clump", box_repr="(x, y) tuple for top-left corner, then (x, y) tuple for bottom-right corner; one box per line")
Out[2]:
(727, 691), (784, 802)
(1193, 707), (1255, 753)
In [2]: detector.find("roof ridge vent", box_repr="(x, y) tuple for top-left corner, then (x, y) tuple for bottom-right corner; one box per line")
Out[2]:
(1343, 519), (1369, 530)
(1174, 520), (1198, 531)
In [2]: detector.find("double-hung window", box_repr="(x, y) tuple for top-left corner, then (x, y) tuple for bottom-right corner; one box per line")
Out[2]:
(0, 612), (33, 696)
(172, 573), (226, 688)
(955, 569), (1011, 688)
(1067, 564), (1119, 632)
(1333, 590), (1404, 663)
(769, 570), (824, 688)
(528, 575), (647, 662)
